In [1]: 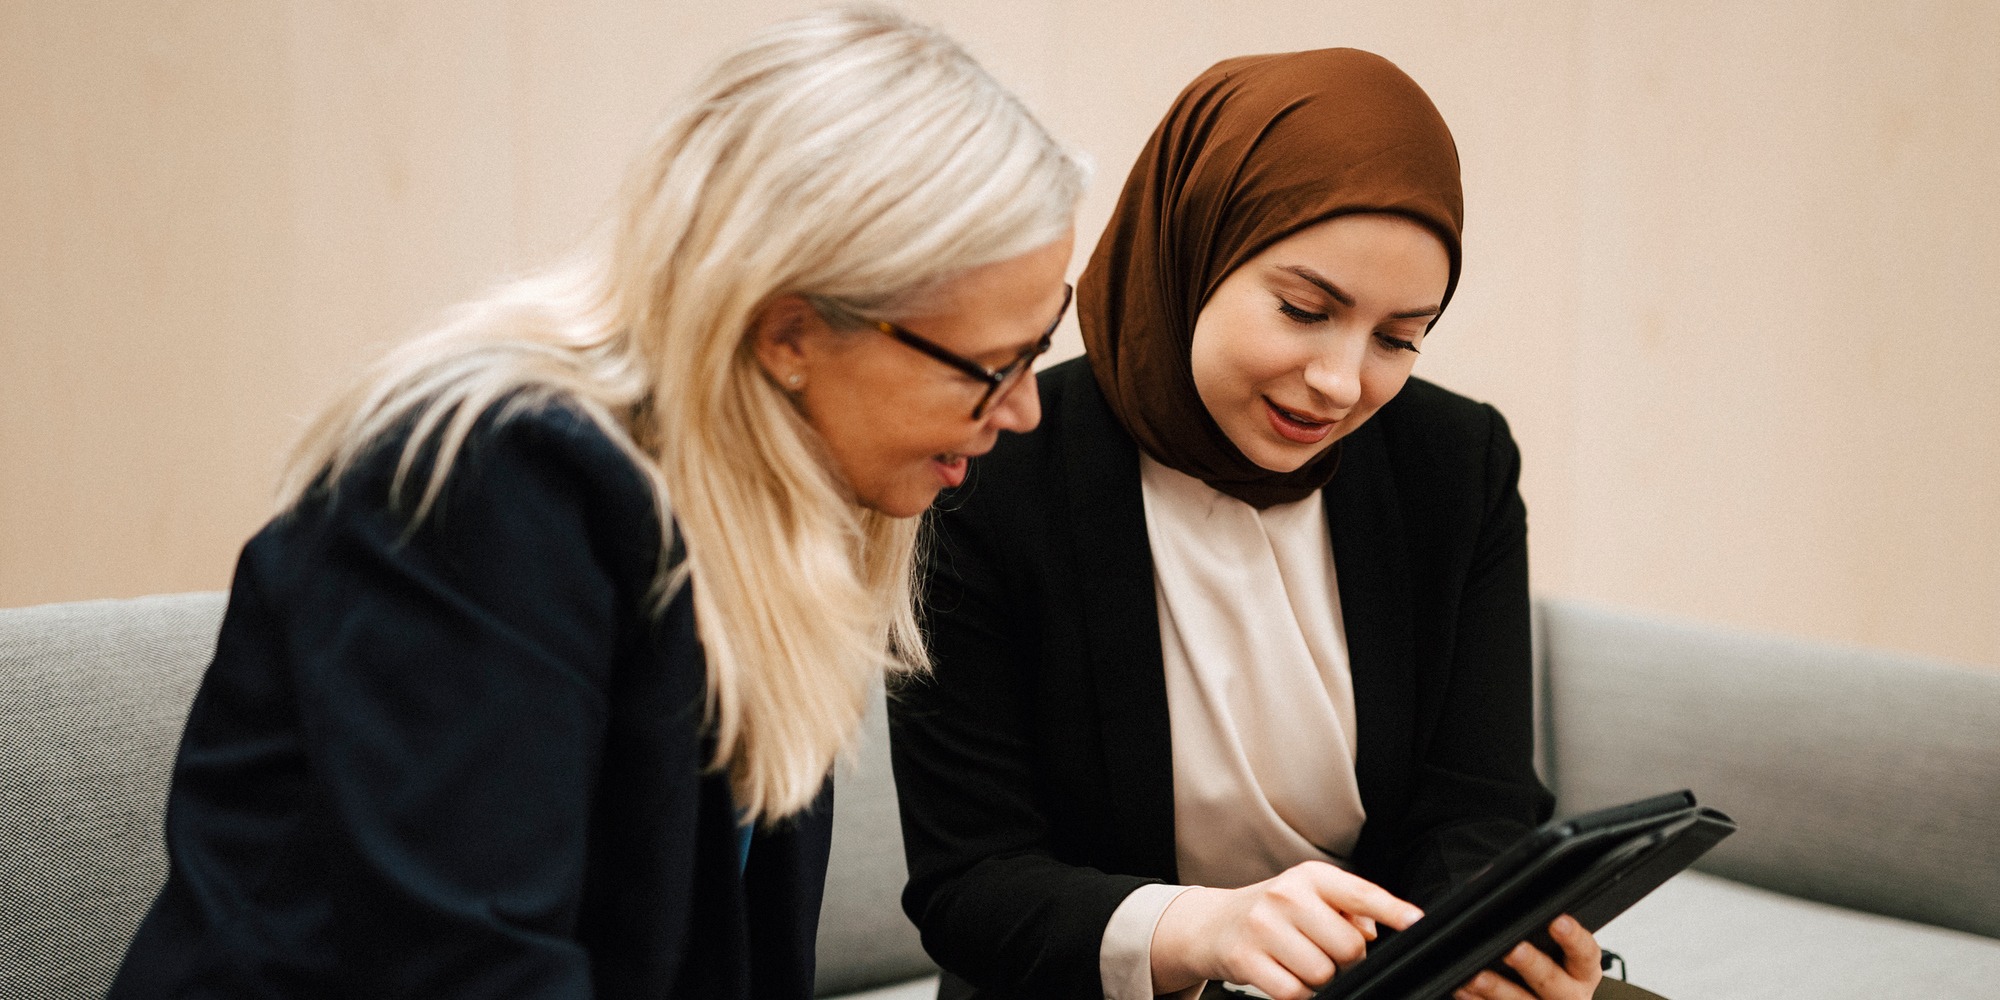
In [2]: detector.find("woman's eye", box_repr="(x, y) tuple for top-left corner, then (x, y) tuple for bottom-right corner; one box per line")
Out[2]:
(1277, 300), (1328, 324)
(1376, 332), (1421, 354)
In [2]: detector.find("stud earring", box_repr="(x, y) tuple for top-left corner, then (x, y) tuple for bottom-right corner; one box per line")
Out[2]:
(786, 373), (803, 388)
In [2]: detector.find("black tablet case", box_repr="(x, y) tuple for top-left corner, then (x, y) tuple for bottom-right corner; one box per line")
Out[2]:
(1315, 790), (1736, 1000)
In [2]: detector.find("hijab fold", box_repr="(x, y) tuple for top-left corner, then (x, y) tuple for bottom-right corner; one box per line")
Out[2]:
(1078, 48), (1463, 507)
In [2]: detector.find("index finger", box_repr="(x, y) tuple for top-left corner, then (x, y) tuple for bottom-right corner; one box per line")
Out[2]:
(1304, 865), (1425, 931)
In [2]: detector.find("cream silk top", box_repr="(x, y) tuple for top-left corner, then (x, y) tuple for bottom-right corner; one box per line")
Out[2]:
(1099, 455), (1367, 999)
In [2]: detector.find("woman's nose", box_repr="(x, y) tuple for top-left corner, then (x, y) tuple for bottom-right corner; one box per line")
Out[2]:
(987, 371), (1042, 433)
(1303, 343), (1364, 411)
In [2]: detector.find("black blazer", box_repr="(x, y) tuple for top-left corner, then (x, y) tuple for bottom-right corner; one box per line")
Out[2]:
(109, 403), (831, 1000)
(889, 358), (1553, 1000)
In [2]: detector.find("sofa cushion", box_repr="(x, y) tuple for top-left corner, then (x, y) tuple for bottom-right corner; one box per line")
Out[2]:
(831, 975), (941, 1000)
(0, 592), (225, 1000)
(817, 689), (938, 996)
(1597, 869), (2000, 999)
(1539, 598), (2000, 940)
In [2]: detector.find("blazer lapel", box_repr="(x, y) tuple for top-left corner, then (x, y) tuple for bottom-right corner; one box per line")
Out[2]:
(1056, 368), (1180, 883)
(1323, 421), (1418, 843)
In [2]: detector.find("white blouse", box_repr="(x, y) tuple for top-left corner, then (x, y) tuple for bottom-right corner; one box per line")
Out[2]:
(1100, 455), (1366, 999)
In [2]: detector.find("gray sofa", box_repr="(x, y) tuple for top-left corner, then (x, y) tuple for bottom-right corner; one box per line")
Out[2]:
(3, 593), (1996, 999)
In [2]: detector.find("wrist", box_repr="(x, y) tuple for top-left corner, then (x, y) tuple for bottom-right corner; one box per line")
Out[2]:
(1149, 885), (1219, 994)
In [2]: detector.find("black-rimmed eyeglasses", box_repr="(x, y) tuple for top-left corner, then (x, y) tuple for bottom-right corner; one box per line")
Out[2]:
(873, 283), (1072, 420)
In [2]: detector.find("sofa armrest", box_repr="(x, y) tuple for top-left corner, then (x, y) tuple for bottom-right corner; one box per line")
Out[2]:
(0, 592), (227, 1000)
(1537, 598), (2000, 940)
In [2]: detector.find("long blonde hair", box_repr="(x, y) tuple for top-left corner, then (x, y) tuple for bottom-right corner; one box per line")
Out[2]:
(281, 5), (1086, 821)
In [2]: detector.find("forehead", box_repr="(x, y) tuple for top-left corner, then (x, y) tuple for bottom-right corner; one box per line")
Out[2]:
(1229, 213), (1451, 303)
(893, 243), (1072, 357)
(1253, 213), (1448, 265)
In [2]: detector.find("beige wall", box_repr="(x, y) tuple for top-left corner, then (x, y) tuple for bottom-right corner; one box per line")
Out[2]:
(4, 2), (1996, 668)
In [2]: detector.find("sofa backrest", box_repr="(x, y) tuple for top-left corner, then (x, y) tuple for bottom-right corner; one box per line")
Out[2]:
(31, 590), (1989, 992)
(1538, 597), (2000, 941)
(0, 592), (222, 1000)
(0, 592), (933, 1000)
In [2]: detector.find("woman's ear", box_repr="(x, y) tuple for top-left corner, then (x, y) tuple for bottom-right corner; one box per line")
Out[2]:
(749, 295), (823, 389)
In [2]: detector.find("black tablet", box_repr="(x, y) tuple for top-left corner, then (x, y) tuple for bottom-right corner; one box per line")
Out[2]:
(1314, 790), (1736, 1000)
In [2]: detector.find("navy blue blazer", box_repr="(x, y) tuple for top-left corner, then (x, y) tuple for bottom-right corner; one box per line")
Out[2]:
(110, 403), (831, 1000)
(889, 358), (1553, 999)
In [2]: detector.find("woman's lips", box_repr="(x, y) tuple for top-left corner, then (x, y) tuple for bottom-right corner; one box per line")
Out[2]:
(1264, 397), (1336, 444)
(931, 453), (969, 488)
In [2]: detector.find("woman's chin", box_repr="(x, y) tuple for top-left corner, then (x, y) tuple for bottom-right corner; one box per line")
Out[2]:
(1241, 438), (1334, 475)
(854, 479), (946, 519)
(859, 494), (933, 520)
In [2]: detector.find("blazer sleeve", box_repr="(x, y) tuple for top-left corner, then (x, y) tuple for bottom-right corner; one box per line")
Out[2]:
(891, 500), (1158, 999)
(242, 408), (659, 997)
(1390, 403), (1553, 904)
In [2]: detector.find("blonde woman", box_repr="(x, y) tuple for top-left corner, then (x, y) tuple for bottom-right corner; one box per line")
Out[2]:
(106, 7), (1081, 999)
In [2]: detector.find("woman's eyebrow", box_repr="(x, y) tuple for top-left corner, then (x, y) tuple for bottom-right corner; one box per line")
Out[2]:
(1276, 265), (1355, 306)
(957, 326), (1045, 368)
(975, 290), (1069, 364)
(972, 339), (1037, 367)
(1276, 264), (1441, 319)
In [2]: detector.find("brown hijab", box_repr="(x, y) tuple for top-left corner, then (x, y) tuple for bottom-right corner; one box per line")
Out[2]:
(1078, 48), (1463, 508)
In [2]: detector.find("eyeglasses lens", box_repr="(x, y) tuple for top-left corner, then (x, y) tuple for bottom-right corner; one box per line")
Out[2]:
(973, 348), (1043, 420)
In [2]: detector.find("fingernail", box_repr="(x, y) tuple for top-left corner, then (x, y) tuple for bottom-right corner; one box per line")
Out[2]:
(1557, 915), (1578, 934)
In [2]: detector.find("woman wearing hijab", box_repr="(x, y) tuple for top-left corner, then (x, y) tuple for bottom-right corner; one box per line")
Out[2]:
(105, 8), (1081, 999)
(891, 49), (1657, 1000)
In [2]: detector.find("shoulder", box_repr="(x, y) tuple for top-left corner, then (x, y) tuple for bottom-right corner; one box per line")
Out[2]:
(961, 357), (1127, 490)
(963, 358), (1096, 482)
(938, 357), (1130, 533)
(1368, 376), (1520, 480)
(1373, 377), (1511, 446)
(1349, 379), (1526, 555)
(437, 398), (658, 527)
(271, 394), (666, 605)
(374, 395), (650, 515)
(923, 357), (1140, 604)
